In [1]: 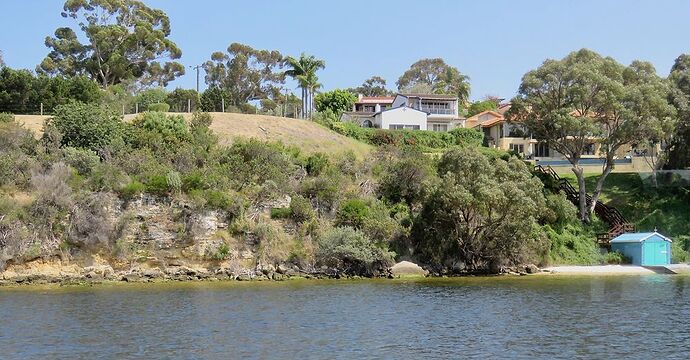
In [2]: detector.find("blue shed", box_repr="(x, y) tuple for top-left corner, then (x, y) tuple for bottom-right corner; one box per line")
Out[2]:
(610, 232), (672, 266)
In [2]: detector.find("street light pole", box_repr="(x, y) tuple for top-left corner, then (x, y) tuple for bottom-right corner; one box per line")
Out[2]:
(190, 65), (202, 93)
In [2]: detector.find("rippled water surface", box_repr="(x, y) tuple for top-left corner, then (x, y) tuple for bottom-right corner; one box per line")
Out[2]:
(2, 276), (690, 359)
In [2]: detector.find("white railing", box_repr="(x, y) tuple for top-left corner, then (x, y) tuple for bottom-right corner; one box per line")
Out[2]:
(420, 106), (454, 115)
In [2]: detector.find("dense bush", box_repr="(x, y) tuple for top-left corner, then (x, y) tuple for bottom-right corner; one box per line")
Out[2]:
(166, 88), (200, 112)
(147, 103), (170, 112)
(328, 120), (484, 150)
(314, 89), (357, 115)
(51, 102), (123, 151)
(316, 226), (394, 276)
(0, 112), (14, 123)
(0, 67), (101, 114)
(128, 111), (189, 150)
(412, 147), (548, 271)
(62, 147), (100, 175)
(135, 88), (167, 110)
(200, 87), (229, 112)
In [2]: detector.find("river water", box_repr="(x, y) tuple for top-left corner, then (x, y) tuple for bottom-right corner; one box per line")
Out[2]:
(1, 275), (690, 359)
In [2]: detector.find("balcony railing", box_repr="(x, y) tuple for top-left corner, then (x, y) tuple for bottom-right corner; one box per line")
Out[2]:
(419, 106), (454, 115)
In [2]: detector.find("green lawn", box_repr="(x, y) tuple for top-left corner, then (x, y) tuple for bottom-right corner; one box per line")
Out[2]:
(559, 172), (690, 238)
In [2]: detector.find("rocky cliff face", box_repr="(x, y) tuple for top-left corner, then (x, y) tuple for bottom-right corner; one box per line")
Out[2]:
(0, 194), (308, 285)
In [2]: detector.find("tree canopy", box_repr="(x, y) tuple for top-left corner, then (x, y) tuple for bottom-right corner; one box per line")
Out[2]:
(314, 89), (357, 115)
(412, 147), (547, 270)
(508, 49), (674, 220)
(666, 54), (690, 169)
(203, 43), (285, 106)
(396, 58), (470, 104)
(38, 0), (184, 88)
(352, 76), (391, 97)
(466, 99), (499, 117)
(284, 53), (325, 118)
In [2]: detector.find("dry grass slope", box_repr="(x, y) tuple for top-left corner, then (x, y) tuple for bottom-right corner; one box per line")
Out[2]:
(15, 112), (372, 158)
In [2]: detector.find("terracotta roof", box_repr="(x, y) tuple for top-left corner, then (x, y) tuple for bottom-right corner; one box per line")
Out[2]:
(399, 93), (458, 100)
(496, 103), (512, 115)
(480, 117), (505, 128)
(465, 110), (505, 123)
(356, 96), (394, 104)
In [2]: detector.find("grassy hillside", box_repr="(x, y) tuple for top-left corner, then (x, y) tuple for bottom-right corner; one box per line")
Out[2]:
(560, 172), (690, 238)
(15, 112), (373, 158)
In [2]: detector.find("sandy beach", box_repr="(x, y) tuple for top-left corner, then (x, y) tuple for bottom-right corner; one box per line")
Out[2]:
(542, 264), (690, 275)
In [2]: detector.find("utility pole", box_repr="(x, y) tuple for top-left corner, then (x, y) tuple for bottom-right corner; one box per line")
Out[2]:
(190, 65), (202, 93)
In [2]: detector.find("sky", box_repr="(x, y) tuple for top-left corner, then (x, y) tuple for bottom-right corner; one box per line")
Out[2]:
(2, 0), (690, 101)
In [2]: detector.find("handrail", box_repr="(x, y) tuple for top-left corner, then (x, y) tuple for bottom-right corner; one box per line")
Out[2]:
(534, 165), (635, 246)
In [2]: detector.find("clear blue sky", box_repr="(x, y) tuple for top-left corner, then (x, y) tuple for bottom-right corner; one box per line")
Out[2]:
(2, 0), (690, 100)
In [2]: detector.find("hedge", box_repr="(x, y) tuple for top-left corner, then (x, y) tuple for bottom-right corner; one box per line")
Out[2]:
(329, 121), (483, 149)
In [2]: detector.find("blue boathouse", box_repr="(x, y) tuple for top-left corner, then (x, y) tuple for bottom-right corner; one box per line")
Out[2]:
(610, 232), (672, 266)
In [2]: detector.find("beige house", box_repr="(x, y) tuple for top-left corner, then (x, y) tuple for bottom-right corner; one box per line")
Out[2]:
(466, 109), (536, 157)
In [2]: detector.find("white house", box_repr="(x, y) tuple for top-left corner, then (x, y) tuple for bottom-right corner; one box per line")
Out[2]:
(341, 93), (465, 131)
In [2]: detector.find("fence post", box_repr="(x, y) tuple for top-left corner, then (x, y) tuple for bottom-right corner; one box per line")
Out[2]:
(221, 98), (225, 113)
(135, 103), (139, 114)
(40, 103), (43, 116)
(122, 104), (125, 116)
(188, 98), (191, 113)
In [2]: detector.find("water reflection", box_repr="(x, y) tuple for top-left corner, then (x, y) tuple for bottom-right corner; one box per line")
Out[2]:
(1, 276), (690, 359)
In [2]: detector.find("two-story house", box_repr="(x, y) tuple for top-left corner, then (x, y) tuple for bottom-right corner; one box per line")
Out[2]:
(341, 93), (465, 131)
(391, 93), (465, 131)
(340, 95), (395, 128)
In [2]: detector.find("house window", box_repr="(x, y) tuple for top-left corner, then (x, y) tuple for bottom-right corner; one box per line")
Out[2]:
(363, 105), (375, 113)
(390, 124), (420, 130)
(583, 143), (596, 155)
(509, 143), (525, 154)
(535, 142), (549, 157)
(431, 124), (448, 132)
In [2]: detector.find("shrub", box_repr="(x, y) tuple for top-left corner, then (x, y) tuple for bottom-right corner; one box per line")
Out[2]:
(316, 226), (394, 276)
(118, 181), (145, 200)
(221, 139), (295, 190)
(336, 199), (370, 229)
(166, 88), (200, 112)
(147, 103), (170, 112)
(135, 88), (167, 110)
(145, 174), (170, 196)
(326, 118), (484, 150)
(131, 112), (189, 142)
(0, 112), (14, 123)
(604, 250), (630, 264)
(52, 102), (123, 151)
(270, 207), (292, 219)
(306, 152), (329, 176)
(62, 147), (100, 175)
(207, 242), (231, 260)
(289, 195), (316, 223)
(671, 236), (690, 263)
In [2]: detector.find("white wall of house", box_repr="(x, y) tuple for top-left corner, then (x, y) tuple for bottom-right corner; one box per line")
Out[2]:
(377, 107), (427, 130)
(391, 95), (408, 108)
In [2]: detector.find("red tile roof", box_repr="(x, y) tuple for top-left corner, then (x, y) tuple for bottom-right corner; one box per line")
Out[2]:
(356, 96), (395, 104)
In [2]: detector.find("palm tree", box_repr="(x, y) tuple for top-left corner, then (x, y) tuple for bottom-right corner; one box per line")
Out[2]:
(284, 53), (325, 118)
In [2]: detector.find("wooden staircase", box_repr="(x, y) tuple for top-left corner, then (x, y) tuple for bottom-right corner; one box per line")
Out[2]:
(534, 165), (635, 247)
